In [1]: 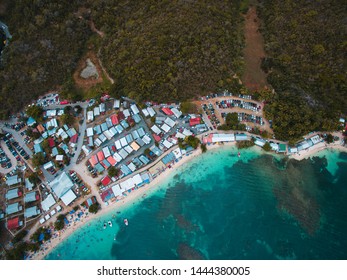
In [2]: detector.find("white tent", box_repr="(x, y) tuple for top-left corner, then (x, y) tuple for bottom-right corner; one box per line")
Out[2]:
(161, 123), (171, 133)
(171, 108), (182, 118)
(164, 117), (176, 127)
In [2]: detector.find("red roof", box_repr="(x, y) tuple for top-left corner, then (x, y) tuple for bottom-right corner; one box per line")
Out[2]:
(152, 133), (161, 142)
(162, 108), (174, 115)
(7, 217), (19, 230)
(47, 137), (55, 148)
(110, 114), (119, 125)
(70, 134), (78, 143)
(107, 156), (117, 166)
(111, 145), (117, 152)
(127, 116), (135, 126)
(189, 117), (201, 127)
(118, 112), (125, 121)
(89, 155), (98, 167)
(97, 151), (105, 161)
(60, 100), (69, 105)
(101, 176), (111, 186)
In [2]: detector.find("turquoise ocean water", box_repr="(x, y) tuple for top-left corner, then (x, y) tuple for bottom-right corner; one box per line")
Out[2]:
(46, 147), (347, 260)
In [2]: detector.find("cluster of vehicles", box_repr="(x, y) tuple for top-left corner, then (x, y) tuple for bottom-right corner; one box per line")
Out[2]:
(0, 147), (12, 169)
(216, 99), (261, 112)
(70, 170), (90, 195)
(86, 163), (97, 178)
(3, 133), (29, 161)
(221, 112), (264, 126)
(202, 103), (220, 129)
(200, 91), (254, 101)
(3, 121), (26, 131)
(36, 93), (59, 107)
(20, 130), (31, 144)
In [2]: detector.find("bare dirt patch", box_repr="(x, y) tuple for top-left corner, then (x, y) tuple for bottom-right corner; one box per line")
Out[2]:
(73, 51), (104, 91)
(242, 7), (269, 91)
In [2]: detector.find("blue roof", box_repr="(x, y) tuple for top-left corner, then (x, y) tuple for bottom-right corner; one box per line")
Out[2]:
(95, 163), (105, 173)
(120, 164), (132, 176)
(139, 155), (150, 165)
(94, 125), (102, 135)
(121, 120), (129, 129)
(133, 114), (141, 123)
(34, 144), (43, 154)
(27, 117), (36, 126)
(162, 152), (175, 165)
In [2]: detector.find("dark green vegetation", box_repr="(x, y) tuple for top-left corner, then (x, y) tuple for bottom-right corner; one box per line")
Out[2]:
(218, 112), (246, 131)
(236, 139), (255, 149)
(262, 142), (271, 151)
(178, 135), (200, 150)
(0, 0), (91, 119)
(93, 0), (245, 103)
(200, 143), (207, 153)
(258, 0), (346, 141)
(54, 214), (66, 231)
(108, 166), (120, 178)
(89, 203), (100, 214)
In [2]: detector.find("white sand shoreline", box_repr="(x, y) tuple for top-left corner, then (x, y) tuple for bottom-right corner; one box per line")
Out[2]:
(29, 141), (346, 260)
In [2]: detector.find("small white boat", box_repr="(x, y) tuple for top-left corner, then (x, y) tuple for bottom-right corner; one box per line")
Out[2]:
(108, 221), (112, 227)
(103, 223), (107, 229)
(124, 218), (129, 226)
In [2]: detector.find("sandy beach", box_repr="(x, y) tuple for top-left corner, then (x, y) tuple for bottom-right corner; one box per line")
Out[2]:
(30, 145), (208, 260)
(29, 140), (346, 260)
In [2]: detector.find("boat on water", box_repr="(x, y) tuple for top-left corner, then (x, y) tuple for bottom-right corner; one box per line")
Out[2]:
(108, 220), (112, 227)
(103, 223), (107, 229)
(124, 218), (129, 226)
(238, 152), (241, 158)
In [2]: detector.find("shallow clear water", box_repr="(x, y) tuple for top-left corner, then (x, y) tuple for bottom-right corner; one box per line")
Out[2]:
(46, 147), (347, 260)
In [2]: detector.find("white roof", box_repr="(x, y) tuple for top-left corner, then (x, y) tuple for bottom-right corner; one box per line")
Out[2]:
(55, 155), (64, 161)
(103, 130), (113, 140)
(133, 174), (143, 185)
(109, 127), (117, 137)
(114, 99), (120, 109)
(102, 147), (111, 158)
(142, 108), (149, 117)
(50, 209), (56, 216)
(163, 139), (173, 149)
(113, 152), (123, 162)
(120, 177), (135, 191)
(289, 147), (298, 153)
(212, 133), (235, 143)
(131, 104), (139, 115)
(182, 128), (193, 136)
(118, 149), (129, 159)
(41, 194), (56, 212)
(50, 172), (74, 198)
(165, 117), (176, 127)
(124, 145), (133, 154)
(176, 132), (186, 139)
(128, 162), (136, 172)
(310, 135), (321, 145)
(120, 137), (127, 147)
(87, 111), (94, 121)
(115, 140), (122, 150)
(171, 108), (182, 118)
(40, 218), (45, 224)
(112, 184), (123, 196)
(94, 138), (102, 147)
(94, 107), (100, 116)
(82, 145), (91, 155)
(142, 135), (151, 144)
(270, 143), (279, 151)
(254, 139), (266, 147)
(172, 147), (182, 159)
(161, 123), (171, 133)
(43, 161), (54, 170)
(123, 109), (130, 118)
(86, 127), (94, 137)
(61, 189), (77, 206)
(147, 107), (156, 117)
(151, 125), (161, 135)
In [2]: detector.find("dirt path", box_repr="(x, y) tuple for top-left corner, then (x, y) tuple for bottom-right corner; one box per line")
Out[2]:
(241, 6), (268, 91)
